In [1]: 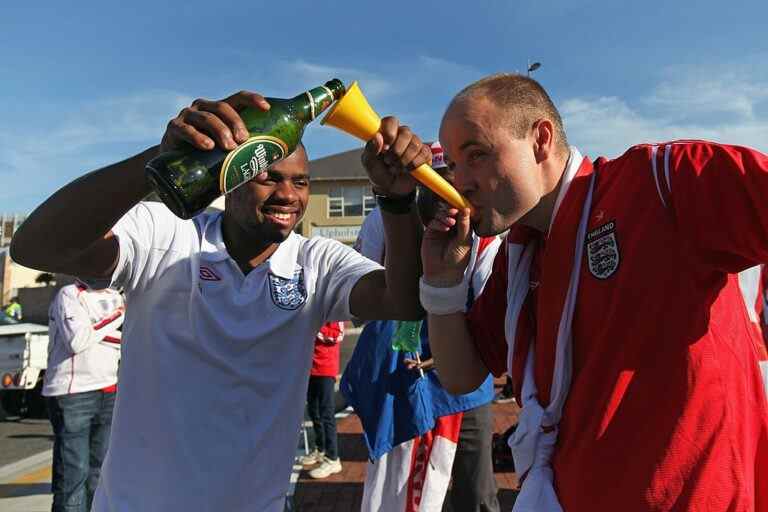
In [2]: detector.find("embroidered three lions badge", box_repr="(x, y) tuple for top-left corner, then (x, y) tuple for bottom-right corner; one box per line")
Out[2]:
(268, 269), (307, 310)
(586, 221), (620, 279)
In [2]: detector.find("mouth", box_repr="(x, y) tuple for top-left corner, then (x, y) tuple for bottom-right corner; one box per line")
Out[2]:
(262, 208), (298, 228)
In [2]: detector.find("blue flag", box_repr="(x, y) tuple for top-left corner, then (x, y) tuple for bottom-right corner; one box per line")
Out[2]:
(341, 319), (493, 460)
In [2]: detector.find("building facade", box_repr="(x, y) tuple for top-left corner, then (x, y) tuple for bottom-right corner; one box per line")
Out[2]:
(1, 214), (26, 248)
(300, 147), (373, 245)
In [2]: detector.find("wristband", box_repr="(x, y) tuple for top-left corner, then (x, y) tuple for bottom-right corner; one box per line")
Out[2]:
(375, 189), (416, 215)
(419, 276), (468, 315)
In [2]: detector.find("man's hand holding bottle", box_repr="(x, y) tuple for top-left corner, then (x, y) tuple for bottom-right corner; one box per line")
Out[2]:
(160, 91), (270, 153)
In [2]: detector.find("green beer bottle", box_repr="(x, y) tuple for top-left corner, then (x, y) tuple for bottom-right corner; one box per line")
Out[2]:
(146, 78), (346, 219)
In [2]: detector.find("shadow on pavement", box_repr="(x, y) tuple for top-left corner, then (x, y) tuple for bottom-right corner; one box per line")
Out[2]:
(7, 434), (54, 441)
(0, 482), (50, 499)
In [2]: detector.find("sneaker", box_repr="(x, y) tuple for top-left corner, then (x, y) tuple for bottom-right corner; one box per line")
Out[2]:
(308, 456), (342, 479)
(299, 449), (324, 466)
(493, 391), (517, 405)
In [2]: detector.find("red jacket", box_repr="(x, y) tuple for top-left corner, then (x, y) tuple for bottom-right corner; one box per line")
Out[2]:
(469, 141), (768, 511)
(311, 322), (344, 377)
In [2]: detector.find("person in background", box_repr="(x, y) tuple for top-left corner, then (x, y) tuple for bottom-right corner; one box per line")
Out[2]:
(345, 142), (501, 512)
(354, 206), (384, 263)
(44, 280), (123, 512)
(301, 321), (345, 479)
(4, 296), (22, 321)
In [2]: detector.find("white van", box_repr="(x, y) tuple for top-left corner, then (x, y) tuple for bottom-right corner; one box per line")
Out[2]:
(0, 310), (49, 419)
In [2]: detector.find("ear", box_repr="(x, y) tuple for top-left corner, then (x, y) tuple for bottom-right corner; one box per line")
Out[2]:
(531, 119), (554, 164)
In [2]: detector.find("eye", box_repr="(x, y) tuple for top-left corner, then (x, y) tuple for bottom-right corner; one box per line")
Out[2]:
(467, 150), (486, 163)
(293, 179), (309, 188)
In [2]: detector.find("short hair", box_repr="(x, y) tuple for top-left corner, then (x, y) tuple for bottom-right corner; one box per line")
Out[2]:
(293, 141), (308, 161)
(450, 73), (569, 153)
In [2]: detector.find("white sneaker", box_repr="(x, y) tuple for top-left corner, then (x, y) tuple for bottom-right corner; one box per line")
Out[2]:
(308, 457), (342, 479)
(299, 449), (324, 466)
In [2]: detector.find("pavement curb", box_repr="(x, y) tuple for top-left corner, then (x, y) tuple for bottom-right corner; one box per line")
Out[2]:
(0, 450), (51, 482)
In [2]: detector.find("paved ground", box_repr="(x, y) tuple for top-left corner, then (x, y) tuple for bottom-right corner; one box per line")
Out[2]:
(0, 417), (53, 468)
(0, 450), (52, 512)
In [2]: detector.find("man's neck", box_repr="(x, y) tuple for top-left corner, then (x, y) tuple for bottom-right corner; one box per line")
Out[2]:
(520, 151), (571, 234)
(221, 214), (280, 275)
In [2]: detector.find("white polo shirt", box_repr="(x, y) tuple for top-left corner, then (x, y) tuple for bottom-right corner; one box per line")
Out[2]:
(43, 284), (123, 397)
(89, 202), (381, 512)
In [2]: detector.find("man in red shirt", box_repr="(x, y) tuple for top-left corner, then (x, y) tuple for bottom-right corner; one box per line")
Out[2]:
(418, 73), (768, 511)
(301, 321), (344, 479)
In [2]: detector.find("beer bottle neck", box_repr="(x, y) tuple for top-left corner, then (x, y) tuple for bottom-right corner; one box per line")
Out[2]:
(290, 84), (338, 123)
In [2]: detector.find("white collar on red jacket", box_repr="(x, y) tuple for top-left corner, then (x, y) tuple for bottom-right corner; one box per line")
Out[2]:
(504, 147), (596, 512)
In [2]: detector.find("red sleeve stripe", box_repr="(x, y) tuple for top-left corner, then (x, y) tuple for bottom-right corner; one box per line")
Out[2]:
(93, 310), (122, 330)
(650, 145), (669, 208)
(663, 143), (673, 194)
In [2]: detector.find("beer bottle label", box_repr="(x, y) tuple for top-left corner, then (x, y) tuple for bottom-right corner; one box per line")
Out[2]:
(219, 136), (289, 194)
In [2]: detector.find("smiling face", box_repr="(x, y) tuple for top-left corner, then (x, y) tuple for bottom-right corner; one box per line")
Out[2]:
(224, 145), (309, 243)
(439, 96), (545, 236)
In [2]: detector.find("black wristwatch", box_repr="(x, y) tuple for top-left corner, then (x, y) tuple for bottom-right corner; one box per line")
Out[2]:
(374, 189), (416, 215)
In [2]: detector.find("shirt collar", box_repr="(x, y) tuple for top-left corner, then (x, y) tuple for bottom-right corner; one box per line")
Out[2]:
(198, 213), (229, 263)
(548, 146), (585, 235)
(198, 212), (301, 278)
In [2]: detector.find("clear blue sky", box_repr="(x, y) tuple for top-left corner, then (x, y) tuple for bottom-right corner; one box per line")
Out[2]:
(2, 1), (767, 213)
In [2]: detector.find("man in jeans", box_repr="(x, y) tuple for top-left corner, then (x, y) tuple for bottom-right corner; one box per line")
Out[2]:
(43, 281), (123, 511)
(301, 321), (344, 478)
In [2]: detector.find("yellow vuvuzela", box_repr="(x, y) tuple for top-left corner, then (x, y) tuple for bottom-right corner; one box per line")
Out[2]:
(321, 81), (472, 212)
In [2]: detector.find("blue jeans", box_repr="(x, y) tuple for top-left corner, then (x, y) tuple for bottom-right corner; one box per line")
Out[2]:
(47, 390), (116, 512)
(306, 376), (338, 459)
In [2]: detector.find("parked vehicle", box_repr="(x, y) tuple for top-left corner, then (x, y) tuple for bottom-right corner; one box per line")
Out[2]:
(0, 309), (49, 419)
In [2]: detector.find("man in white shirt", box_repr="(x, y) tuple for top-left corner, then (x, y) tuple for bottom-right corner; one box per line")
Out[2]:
(44, 281), (123, 512)
(354, 207), (385, 263)
(11, 88), (429, 512)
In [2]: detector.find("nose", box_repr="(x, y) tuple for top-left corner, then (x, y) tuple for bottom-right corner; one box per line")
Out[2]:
(453, 167), (474, 197)
(271, 181), (298, 204)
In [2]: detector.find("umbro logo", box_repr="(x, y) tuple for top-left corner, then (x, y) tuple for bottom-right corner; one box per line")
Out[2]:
(199, 266), (221, 281)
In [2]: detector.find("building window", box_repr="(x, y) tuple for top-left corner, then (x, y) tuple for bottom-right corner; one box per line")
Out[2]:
(328, 186), (376, 217)
(328, 195), (343, 217)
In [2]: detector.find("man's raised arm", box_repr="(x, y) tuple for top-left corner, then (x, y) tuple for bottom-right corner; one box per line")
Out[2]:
(10, 148), (156, 278)
(420, 208), (493, 394)
(348, 117), (428, 321)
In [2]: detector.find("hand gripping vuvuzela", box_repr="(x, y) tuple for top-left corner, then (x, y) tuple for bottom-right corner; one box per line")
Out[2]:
(321, 81), (472, 212)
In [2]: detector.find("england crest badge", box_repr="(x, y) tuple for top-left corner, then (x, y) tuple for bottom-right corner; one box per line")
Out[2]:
(586, 220), (620, 279)
(268, 269), (307, 310)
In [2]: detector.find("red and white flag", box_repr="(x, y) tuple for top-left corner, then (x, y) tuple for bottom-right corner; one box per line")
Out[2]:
(361, 413), (463, 512)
